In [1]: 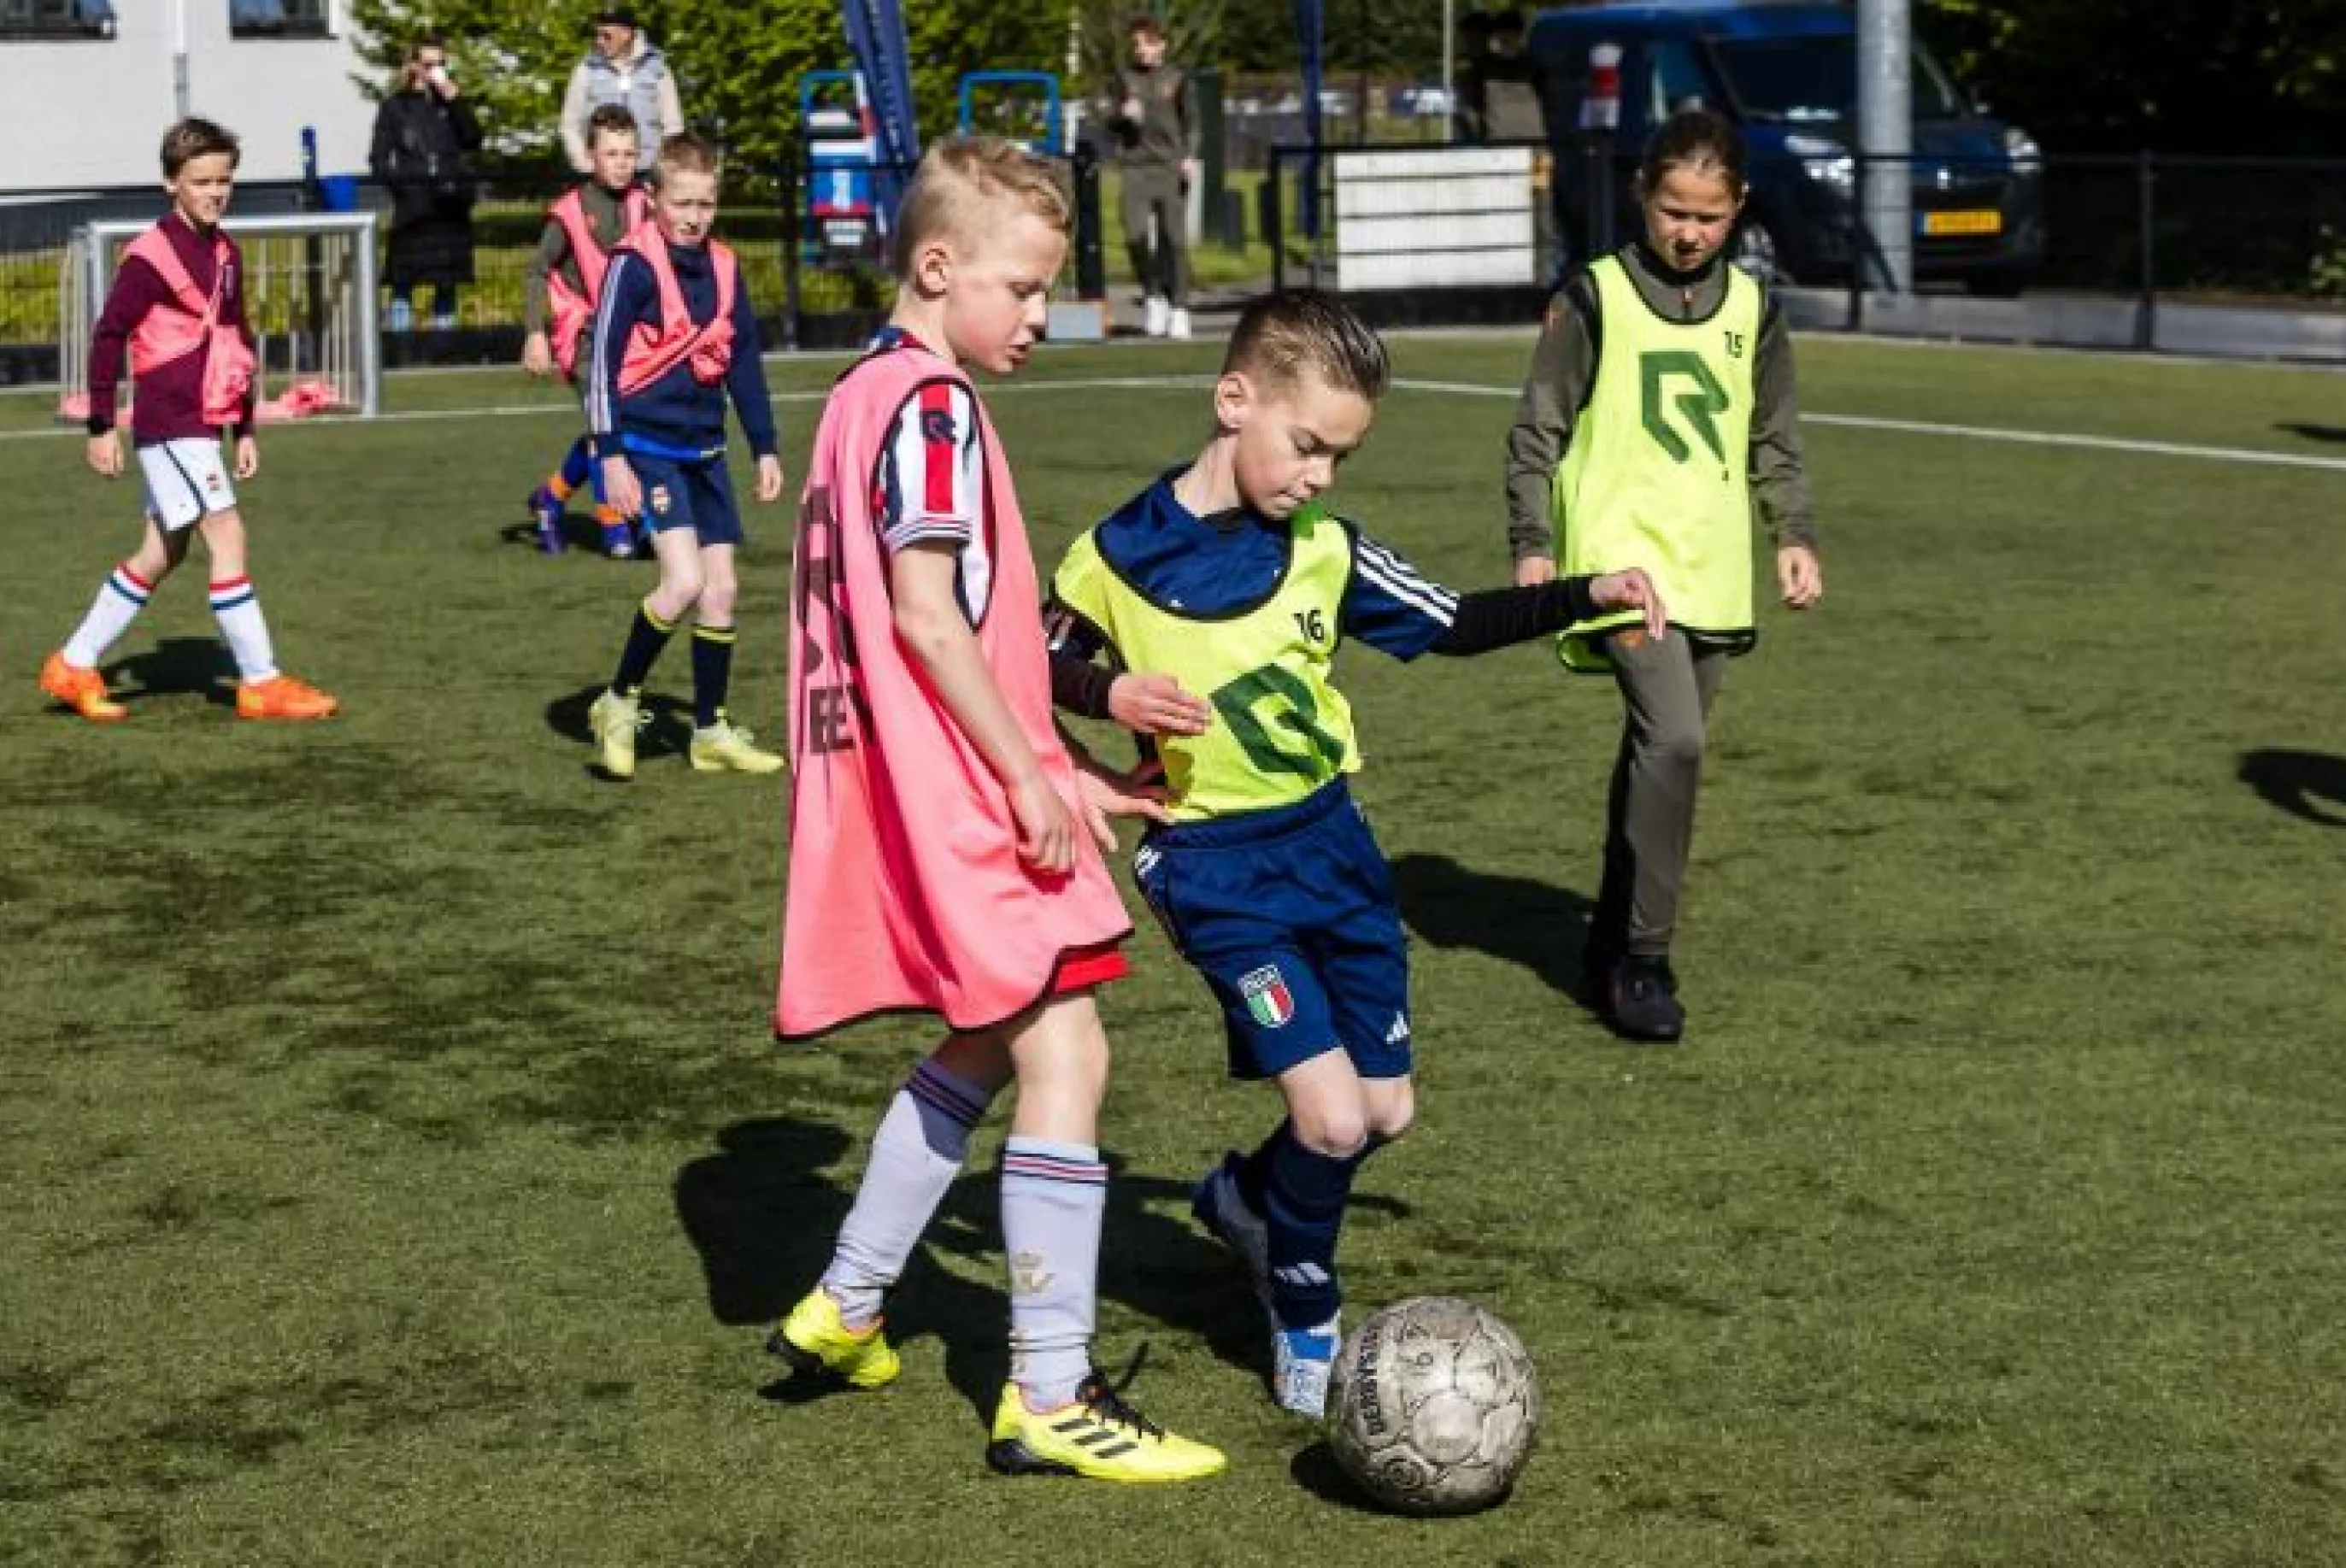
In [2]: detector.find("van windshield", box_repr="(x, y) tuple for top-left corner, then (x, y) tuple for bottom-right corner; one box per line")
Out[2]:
(1710, 38), (1964, 123)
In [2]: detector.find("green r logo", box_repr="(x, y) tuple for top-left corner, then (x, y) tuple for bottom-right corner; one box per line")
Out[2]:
(1639, 351), (1731, 467)
(1209, 664), (1345, 781)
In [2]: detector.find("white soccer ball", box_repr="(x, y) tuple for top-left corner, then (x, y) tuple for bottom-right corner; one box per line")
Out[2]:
(1326, 1295), (1542, 1516)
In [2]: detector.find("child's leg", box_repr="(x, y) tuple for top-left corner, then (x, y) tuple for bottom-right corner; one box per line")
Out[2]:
(688, 542), (738, 731)
(59, 512), (184, 671)
(541, 435), (593, 502)
(818, 1031), (1012, 1325)
(999, 990), (1114, 1412)
(1249, 1051), (1382, 1333)
(194, 508), (278, 684)
(606, 526), (703, 696)
(429, 284), (458, 331)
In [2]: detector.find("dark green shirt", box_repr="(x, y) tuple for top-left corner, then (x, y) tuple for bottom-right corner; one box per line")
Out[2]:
(1505, 242), (1816, 562)
(1103, 62), (1197, 168)
(523, 179), (638, 338)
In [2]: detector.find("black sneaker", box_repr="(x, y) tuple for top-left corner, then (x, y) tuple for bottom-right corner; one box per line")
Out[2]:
(1606, 955), (1685, 1043)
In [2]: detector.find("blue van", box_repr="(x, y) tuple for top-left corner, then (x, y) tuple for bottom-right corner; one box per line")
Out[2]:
(1531, 0), (2045, 294)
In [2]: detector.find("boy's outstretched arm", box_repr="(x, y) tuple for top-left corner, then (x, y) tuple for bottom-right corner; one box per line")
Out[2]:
(1427, 569), (1664, 656)
(892, 543), (1075, 873)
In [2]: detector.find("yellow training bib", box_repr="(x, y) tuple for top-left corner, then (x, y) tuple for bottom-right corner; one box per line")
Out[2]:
(1054, 504), (1361, 822)
(1554, 254), (1762, 671)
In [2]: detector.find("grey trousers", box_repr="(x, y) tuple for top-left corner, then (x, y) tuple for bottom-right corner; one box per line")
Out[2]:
(1120, 162), (1189, 305)
(1590, 629), (1727, 961)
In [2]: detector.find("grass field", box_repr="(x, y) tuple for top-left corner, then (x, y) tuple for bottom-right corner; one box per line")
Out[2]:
(4, 335), (2344, 1567)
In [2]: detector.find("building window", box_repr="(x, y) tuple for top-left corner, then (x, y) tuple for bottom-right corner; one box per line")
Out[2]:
(0, 0), (117, 39)
(230, 0), (332, 38)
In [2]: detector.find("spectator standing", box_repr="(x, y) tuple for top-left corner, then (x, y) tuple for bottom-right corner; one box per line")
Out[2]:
(1479, 9), (1548, 144)
(369, 34), (482, 332)
(1102, 14), (1197, 340)
(562, 7), (683, 174)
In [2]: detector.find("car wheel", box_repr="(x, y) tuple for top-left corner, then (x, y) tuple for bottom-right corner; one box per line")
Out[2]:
(1732, 217), (1788, 284)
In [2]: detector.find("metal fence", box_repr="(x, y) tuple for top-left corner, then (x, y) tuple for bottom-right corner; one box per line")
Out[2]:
(1263, 144), (2346, 359)
(0, 148), (1115, 392)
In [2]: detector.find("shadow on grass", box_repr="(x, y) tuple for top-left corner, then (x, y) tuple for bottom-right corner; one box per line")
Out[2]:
(496, 510), (651, 555)
(1290, 1440), (1391, 1512)
(2238, 749), (2346, 828)
(545, 682), (695, 772)
(1389, 851), (1594, 999)
(2276, 422), (2346, 444)
(676, 1115), (1409, 1425)
(106, 636), (238, 707)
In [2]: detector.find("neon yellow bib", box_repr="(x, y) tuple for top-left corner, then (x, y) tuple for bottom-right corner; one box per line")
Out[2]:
(1054, 503), (1361, 822)
(1555, 255), (1761, 672)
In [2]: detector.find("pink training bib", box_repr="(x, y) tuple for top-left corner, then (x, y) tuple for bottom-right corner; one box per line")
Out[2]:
(776, 340), (1131, 1039)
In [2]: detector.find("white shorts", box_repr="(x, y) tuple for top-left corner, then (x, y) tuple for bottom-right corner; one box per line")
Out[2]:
(138, 437), (238, 531)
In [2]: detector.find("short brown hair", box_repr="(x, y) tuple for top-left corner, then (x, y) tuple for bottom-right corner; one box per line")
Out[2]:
(585, 103), (639, 149)
(891, 136), (1071, 279)
(653, 130), (722, 188)
(1127, 14), (1165, 39)
(1223, 290), (1390, 402)
(161, 118), (240, 179)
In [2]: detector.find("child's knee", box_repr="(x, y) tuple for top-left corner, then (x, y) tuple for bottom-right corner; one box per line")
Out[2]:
(697, 580), (738, 623)
(1366, 1083), (1416, 1143)
(1643, 718), (1706, 774)
(1291, 1102), (1371, 1161)
(650, 575), (703, 621)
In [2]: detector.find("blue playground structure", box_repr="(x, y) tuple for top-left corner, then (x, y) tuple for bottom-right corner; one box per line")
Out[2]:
(955, 72), (1062, 156)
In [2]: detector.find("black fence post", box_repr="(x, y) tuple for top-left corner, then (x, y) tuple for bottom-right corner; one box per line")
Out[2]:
(1847, 151), (1866, 332)
(298, 125), (325, 375)
(2134, 150), (2157, 352)
(1073, 145), (1107, 302)
(779, 148), (802, 353)
(1268, 149), (1287, 293)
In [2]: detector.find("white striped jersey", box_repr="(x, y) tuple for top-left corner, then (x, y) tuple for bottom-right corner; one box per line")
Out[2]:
(869, 375), (995, 625)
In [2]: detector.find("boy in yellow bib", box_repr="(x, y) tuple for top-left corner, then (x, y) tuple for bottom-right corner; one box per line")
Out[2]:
(1505, 109), (1825, 1043)
(1050, 291), (1661, 1417)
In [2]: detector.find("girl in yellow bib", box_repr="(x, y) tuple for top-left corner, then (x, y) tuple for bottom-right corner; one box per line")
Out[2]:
(1505, 109), (1825, 1044)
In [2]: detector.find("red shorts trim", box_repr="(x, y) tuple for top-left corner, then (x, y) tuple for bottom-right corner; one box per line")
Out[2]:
(1051, 941), (1129, 995)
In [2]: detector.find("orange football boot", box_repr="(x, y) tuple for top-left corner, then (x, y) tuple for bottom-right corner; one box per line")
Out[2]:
(39, 651), (127, 723)
(235, 673), (340, 721)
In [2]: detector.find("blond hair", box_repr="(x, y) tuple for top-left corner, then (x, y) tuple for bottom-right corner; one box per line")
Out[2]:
(1222, 290), (1391, 402)
(653, 130), (722, 188)
(891, 136), (1071, 279)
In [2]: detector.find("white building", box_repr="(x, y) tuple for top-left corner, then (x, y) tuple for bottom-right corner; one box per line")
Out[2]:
(1, 1), (379, 191)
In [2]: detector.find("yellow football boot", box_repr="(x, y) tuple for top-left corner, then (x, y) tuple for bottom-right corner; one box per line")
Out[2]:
(689, 717), (785, 775)
(767, 1289), (900, 1390)
(589, 689), (641, 779)
(985, 1372), (1226, 1483)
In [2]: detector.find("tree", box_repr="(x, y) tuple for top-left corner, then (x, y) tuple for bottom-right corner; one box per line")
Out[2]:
(347, 0), (1073, 173)
(1920, 0), (2346, 154)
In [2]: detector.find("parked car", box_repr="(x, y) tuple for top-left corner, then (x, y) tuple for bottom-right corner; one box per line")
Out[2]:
(1531, 0), (2046, 294)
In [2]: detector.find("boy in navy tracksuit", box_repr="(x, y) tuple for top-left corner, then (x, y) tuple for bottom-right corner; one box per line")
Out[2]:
(583, 132), (785, 779)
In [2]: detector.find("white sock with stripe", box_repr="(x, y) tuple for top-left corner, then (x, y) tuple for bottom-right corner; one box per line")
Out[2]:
(61, 563), (154, 670)
(820, 1059), (996, 1327)
(1002, 1136), (1107, 1411)
(209, 576), (278, 682)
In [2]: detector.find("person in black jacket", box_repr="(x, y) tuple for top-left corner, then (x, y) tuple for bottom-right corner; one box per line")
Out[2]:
(369, 34), (483, 332)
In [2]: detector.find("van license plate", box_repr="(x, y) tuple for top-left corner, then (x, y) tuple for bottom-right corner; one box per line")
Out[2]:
(1921, 209), (2003, 237)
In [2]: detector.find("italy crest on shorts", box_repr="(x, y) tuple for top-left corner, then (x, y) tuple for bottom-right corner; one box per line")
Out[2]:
(1238, 964), (1295, 1029)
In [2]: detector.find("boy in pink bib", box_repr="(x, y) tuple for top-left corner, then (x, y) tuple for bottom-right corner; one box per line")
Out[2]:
(771, 138), (1224, 1485)
(40, 117), (337, 725)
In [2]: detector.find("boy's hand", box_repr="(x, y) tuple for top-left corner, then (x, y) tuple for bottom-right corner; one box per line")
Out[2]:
(1073, 759), (1174, 853)
(1008, 772), (1076, 875)
(232, 435), (259, 480)
(1514, 555), (1556, 588)
(1777, 544), (1824, 609)
(1108, 672), (1210, 737)
(520, 332), (555, 378)
(601, 454), (641, 519)
(1590, 567), (1667, 638)
(754, 454), (785, 503)
(86, 431), (123, 478)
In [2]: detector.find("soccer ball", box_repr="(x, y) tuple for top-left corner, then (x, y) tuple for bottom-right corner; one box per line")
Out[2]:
(1326, 1296), (1542, 1516)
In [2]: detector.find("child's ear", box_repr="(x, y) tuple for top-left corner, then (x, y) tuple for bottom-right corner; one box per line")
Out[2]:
(1213, 371), (1250, 432)
(912, 238), (953, 299)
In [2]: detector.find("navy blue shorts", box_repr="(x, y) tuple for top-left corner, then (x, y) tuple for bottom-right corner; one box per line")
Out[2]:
(1132, 779), (1414, 1082)
(627, 447), (743, 548)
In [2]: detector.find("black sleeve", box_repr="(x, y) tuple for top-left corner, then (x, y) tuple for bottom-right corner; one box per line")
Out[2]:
(1429, 577), (1602, 657)
(1044, 599), (1120, 720)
